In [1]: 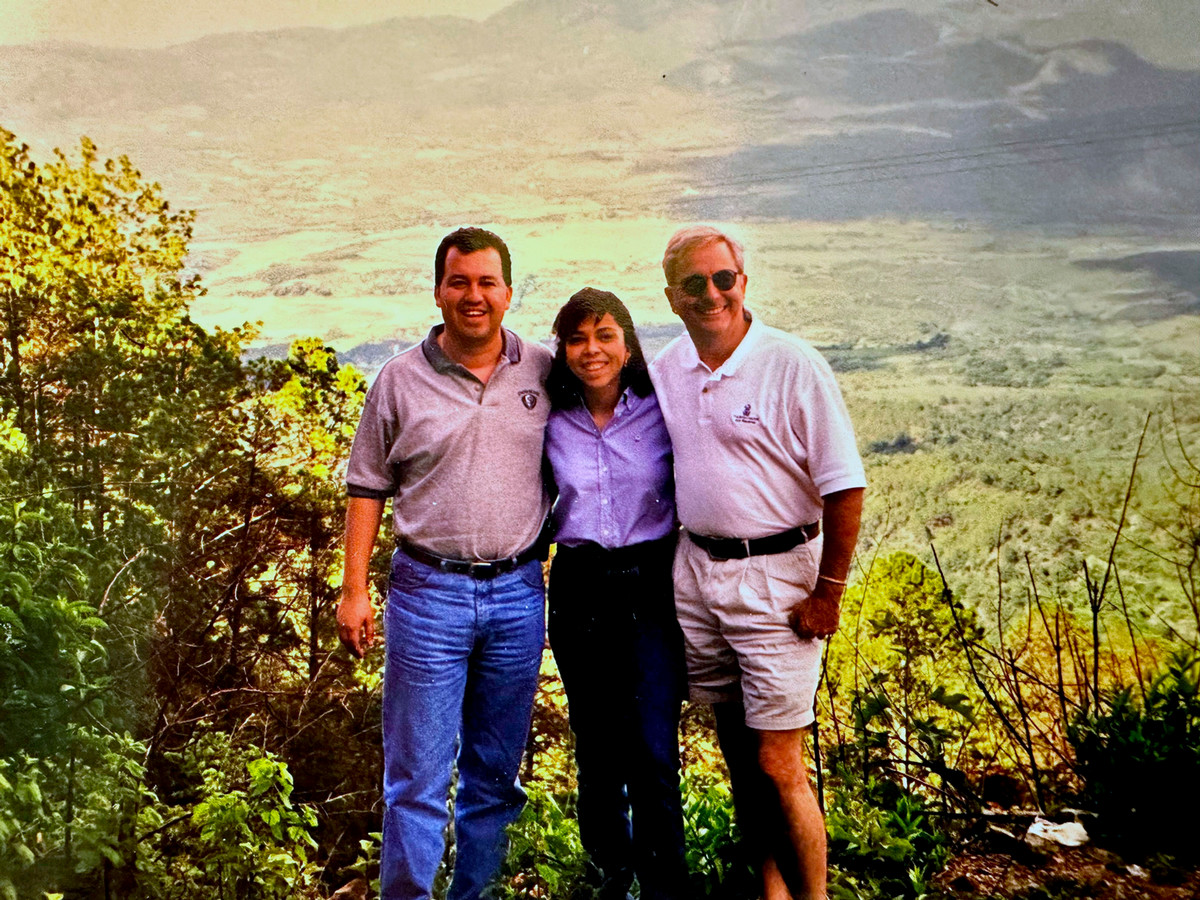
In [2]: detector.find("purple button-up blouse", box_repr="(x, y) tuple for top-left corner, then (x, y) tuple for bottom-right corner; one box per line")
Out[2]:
(545, 389), (676, 549)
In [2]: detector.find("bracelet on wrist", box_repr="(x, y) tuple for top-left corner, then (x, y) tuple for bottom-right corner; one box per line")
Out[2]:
(818, 574), (847, 587)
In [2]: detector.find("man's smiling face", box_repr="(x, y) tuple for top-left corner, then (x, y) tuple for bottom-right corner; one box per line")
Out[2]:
(666, 238), (748, 348)
(434, 246), (512, 348)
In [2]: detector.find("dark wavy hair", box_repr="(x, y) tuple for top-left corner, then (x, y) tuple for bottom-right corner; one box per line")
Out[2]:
(547, 288), (653, 410)
(434, 227), (512, 287)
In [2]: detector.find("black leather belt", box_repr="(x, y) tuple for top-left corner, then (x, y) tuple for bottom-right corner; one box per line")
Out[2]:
(686, 521), (820, 561)
(398, 540), (541, 580)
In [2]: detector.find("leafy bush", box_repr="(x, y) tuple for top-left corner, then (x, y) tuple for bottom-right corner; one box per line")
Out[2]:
(496, 777), (758, 900)
(681, 778), (754, 898)
(496, 784), (592, 899)
(188, 751), (321, 897)
(1069, 649), (1200, 863)
(826, 776), (948, 900)
(824, 552), (980, 805)
(0, 425), (153, 900)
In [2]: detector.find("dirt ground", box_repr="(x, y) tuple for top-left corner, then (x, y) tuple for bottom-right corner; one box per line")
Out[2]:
(935, 846), (1200, 899)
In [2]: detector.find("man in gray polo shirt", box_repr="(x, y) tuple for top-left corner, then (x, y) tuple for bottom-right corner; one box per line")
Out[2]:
(337, 227), (552, 900)
(650, 226), (866, 900)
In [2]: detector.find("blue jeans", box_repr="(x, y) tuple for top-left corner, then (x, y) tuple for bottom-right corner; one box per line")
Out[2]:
(381, 549), (545, 900)
(548, 537), (688, 900)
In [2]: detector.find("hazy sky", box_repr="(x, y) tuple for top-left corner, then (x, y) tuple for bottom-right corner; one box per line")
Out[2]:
(1, 0), (1195, 69)
(0, 0), (520, 47)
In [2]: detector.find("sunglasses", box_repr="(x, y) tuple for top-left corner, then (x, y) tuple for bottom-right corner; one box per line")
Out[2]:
(678, 269), (739, 297)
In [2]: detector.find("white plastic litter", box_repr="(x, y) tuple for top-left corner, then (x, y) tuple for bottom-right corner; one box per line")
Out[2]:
(1024, 817), (1090, 849)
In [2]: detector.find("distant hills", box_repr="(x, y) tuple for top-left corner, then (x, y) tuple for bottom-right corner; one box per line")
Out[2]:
(1, 1), (1196, 232)
(665, 10), (1200, 225)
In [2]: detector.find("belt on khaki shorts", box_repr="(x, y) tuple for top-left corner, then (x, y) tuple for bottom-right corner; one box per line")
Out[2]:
(686, 521), (820, 561)
(398, 539), (541, 580)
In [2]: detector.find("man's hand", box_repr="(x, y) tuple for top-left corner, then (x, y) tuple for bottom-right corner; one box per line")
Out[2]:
(338, 496), (386, 659)
(337, 584), (376, 659)
(789, 578), (843, 640)
(790, 487), (864, 641)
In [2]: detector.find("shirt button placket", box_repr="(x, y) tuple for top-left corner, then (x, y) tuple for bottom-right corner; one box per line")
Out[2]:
(603, 440), (614, 540)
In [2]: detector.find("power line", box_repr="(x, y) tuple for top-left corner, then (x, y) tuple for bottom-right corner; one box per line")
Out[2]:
(683, 134), (1198, 201)
(672, 118), (1198, 192)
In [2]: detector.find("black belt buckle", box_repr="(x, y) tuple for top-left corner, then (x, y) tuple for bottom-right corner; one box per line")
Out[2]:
(690, 523), (817, 561)
(464, 558), (505, 579)
(449, 556), (514, 579)
(400, 540), (533, 580)
(709, 537), (751, 561)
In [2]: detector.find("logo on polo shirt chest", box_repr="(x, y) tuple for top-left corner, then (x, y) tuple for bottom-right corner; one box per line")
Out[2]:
(732, 403), (761, 425)
(519, 390), (539, 410)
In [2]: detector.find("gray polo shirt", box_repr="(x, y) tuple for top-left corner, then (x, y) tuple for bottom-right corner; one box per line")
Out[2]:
(346, 326), (553, 561)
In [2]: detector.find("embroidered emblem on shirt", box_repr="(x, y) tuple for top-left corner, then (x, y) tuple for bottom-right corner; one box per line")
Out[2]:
(732, 403), (761, 425)
(519, 390), (539, 410)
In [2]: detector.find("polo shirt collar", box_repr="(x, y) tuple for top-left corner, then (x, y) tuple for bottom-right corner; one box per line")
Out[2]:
(718, 314), (763, 376)
(676, 311), (762, 377)
(421, 325), (521, 374)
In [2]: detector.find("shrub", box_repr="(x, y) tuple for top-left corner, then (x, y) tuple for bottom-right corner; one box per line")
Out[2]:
(495, 784), (592, 899)
(826, 776), (949, 900)
(681, 778), (754, 898)
(1069, 649), (1200, 863)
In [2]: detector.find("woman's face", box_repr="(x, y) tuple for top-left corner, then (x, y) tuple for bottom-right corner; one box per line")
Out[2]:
(563, 312), (630, 393)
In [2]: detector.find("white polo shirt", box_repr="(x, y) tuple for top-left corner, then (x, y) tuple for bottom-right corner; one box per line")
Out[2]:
(649, 315), (866, 539)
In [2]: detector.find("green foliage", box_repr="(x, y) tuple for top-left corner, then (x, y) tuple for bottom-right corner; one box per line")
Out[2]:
(0, 482), (98, 760)
(681, 778), (754, 898)
(185, 749), (321, 898)
(826, 777), (948, 900)
(0, 129), (370, 900)
(854, 391), (1196, 627)
(1069, 650), (1200, 863)
(497, 778), (756, 900)
(0, 422), (152, 899)
(0, 127), (205, 533)
(496, 784), (592, 899)
(825, 552), (981, 800)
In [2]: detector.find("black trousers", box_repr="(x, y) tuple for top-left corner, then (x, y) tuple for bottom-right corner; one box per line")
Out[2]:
(548, 535), (689, 900)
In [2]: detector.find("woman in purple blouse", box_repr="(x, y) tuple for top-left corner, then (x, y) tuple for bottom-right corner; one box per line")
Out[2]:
(544, 288), (687, 900)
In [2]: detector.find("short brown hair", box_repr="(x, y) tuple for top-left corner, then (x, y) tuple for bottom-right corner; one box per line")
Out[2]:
(435, 227), (512, 287)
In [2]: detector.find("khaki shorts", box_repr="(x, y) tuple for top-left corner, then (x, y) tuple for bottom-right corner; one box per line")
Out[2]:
(673, 532), (824, 730)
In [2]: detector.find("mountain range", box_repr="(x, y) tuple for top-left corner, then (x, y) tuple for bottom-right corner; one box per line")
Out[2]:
(2, 1), (1197, 234)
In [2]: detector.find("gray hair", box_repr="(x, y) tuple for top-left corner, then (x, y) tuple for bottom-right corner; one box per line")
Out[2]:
(662, 225), (746, 285)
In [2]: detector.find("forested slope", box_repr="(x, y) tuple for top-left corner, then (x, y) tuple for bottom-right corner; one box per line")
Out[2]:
(2, 130), (1197, 900)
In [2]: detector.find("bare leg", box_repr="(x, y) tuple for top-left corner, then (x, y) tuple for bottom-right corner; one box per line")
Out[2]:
(758, 728), (826, 900)
(713, 702), (791, 899)
(762, 856), (788, 900)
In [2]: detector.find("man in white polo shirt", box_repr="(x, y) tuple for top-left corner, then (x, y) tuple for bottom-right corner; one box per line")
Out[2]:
(650, 226), (866, 900)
